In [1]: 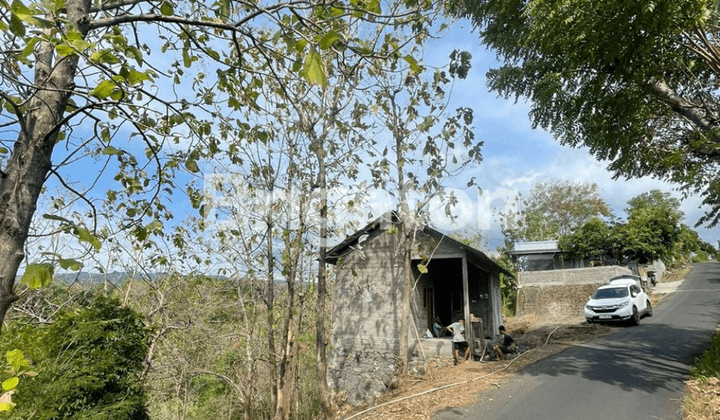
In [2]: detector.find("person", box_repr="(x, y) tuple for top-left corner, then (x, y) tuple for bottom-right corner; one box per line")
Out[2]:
(447, 318), (470, 365)
(432, 317), (443, 338)
(492, 325), (516, 360)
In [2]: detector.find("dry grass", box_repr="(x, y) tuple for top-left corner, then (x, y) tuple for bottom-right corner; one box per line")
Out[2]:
(333, 316), (613, 420)
(684, 377), (720, 420)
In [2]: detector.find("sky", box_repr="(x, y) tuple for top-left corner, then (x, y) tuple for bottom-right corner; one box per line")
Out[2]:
(412, 20), (719, 252)
(23, 15), (718, 276)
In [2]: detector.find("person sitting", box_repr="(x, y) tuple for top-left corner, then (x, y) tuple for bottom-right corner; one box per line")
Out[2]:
(432, 317), (444, 337)
(492, 325), (516, 360)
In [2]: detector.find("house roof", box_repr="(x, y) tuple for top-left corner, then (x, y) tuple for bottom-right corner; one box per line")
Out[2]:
(510, 240), (560, 255)
(324, 212), (513, 277)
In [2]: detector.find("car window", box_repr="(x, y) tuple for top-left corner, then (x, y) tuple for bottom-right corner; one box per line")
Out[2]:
(630, 285), (640, 294)
(593, 287), (628, 299)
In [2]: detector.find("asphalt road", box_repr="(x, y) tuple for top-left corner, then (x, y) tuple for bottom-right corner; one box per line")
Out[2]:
(434, 262), (720, 420)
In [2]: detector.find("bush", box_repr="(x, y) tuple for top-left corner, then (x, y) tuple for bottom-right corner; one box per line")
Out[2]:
(690, 328), (720, 381)
(0, 296), (150, 419)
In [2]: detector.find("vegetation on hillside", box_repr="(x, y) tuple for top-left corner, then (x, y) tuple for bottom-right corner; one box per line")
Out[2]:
(4, 276), (324, 420)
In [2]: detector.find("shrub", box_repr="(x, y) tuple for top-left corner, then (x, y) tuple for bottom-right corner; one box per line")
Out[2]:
(0, 296), (150, 419)
(690, 328), (720, 381)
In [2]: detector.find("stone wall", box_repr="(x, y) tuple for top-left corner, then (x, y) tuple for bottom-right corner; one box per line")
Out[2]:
(515, 266), (633, 321)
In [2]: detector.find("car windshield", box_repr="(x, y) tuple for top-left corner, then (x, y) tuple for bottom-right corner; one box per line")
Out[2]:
(593, 287), (628, 299)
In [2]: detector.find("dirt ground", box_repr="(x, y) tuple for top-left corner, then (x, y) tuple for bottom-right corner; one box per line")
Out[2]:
(332, 317), (613, 420)
(333, 271), (687, 420)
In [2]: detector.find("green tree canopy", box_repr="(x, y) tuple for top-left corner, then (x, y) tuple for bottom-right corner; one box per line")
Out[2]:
(557, 217), (614, 262)
(499, 180), (611, 243)
(456, 0), (720, 227)
(626, 190), (683, 217)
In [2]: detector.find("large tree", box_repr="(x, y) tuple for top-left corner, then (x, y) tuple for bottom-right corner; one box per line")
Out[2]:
(498, 180), (611, 243)
(0, 0), (439, 330)
(456, 0), (720, 226)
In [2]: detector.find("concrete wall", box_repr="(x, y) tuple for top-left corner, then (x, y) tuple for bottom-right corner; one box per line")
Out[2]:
(328, 231), (405, 405)
(515, 266), (632, 321)
(329, 229), (502, 405)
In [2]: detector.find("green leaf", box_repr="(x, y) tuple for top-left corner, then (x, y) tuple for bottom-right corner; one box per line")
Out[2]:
(126, 68), (150, 85)
(0, 401), (15, 412)
(2, 378), (18, 392)
(5, 350), (29, 372)
(58, 258), (84, 271)
(160, 1), (173, 15)
(90, 80), (117, 99)
(76, 227), (102, 251)
(185, 158), (199, 173)
(20, 263), (54, 289)
(126, 46), (143, 66)
(90, 49), (120, 64)
(18, 37), (38, 63)
(55, 44), (76, 57)
(8, 14), (24, 37)
(417, 263), (428, 274)
(319, 30), (343, 50)
(101, 146), (122, 155)
(403, 55), (422, 73)
(0, 147), (7, 154)
(302, 49), (327, 86)
(10, 0), (32, 16)
(42, 214), (72, 224)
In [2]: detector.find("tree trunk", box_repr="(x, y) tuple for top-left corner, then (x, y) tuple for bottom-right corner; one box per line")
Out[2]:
(0, 0), (89, 329)
(265, 219), (278, 418)
(395, 102), (411, 374)
(314, 144), (332, 418)
(396, 232), (411, 374)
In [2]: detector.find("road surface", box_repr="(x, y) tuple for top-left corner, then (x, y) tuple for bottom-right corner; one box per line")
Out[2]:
(434, 262), (720, 420)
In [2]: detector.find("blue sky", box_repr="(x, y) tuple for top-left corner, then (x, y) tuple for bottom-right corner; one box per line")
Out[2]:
(28, 16), (718, 276)
(417, 20), (719, 251)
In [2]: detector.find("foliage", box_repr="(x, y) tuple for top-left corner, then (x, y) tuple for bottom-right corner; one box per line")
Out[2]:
(499, 180), (611, 243)
(626, 190), (683, 217)
(0, 295), (150, 420)
(455, 0), (720, 227)
(0, 0), (444, 330)
(0, 349), (34, 414)
(557, 218), (615, 262)
(620, 206), (682, 263)
(559, 190), (692, 264)
(124, 275), (322, 420)
(690, 328), (720, 381)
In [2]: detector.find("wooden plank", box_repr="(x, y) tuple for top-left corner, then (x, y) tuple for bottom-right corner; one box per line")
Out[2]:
(462, 254), (473, 357)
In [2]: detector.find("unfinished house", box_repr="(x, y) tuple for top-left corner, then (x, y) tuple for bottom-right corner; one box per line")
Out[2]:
(325, 212), (511, 404)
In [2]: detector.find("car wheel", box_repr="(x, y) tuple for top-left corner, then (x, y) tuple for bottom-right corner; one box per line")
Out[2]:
(645, 300), (653, 317)
(630, 306), (640, 325)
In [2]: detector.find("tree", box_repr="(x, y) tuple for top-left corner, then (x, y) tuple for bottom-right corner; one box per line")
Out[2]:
(362, 47), (480, 373)
(0, 0), (441, 330)
(456, 0), (720, 226)
(626, 190), (683, 216)
(498, 180), (611, 243)
(0, 295), (150, 419)
(558, 218), (614, 263)
(620, 206), (682, 263)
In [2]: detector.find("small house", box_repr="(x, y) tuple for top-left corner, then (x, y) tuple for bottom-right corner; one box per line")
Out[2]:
(325, 212), (511, 404)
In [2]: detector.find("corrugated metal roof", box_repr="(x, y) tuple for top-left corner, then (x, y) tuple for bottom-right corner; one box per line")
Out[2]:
(511, 240), (559, 254)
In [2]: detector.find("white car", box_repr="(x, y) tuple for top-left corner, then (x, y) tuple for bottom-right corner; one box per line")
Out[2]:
(584, 278), (653, 325)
